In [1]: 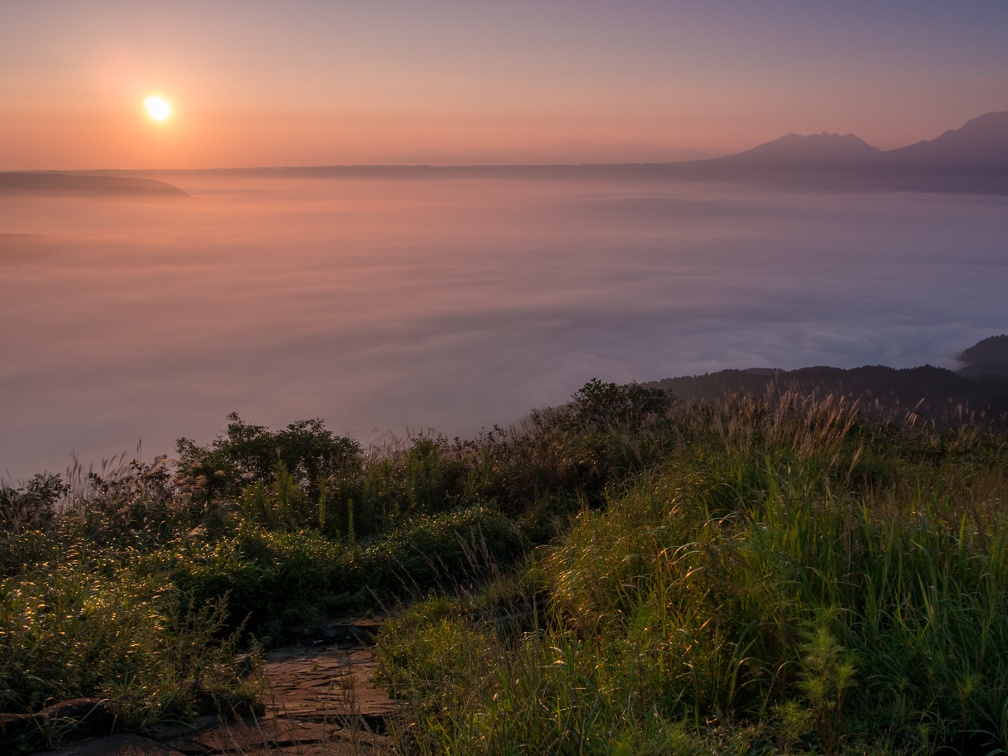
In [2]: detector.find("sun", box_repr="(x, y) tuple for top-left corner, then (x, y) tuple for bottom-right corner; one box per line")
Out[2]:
(144, 94), (172, 122)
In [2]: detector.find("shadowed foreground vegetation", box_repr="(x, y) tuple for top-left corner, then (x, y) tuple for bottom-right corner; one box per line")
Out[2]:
(3, 380), (1008, 753)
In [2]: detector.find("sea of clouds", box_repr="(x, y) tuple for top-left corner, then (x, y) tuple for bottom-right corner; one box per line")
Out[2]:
(2, 172), (1006, 481)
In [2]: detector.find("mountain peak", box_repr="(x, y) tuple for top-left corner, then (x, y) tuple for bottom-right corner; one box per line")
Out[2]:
(726, 130), (882, 164)
(667, 110), (1008, 193)
(885, 111), (1008, 165)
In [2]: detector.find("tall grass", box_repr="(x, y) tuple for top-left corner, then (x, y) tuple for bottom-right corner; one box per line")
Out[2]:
(4, 381), (1006, 751)
(375, 387), (1008, 753)
(0, 422), (529, 738)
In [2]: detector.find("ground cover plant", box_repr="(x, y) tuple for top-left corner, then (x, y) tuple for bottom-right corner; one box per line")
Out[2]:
(2, 379), (1007, 753)
(0, 420), (525, 743)
(374, 389), (1008, 754)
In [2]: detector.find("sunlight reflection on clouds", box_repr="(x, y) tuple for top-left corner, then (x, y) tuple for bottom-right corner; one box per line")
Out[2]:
(1, 174), (1006, 480)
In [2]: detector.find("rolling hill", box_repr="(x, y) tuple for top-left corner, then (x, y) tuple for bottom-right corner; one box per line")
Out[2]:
(0, 172), (188, 197)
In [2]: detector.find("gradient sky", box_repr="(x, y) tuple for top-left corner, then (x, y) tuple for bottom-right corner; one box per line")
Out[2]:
(1, 1), (1007, 168)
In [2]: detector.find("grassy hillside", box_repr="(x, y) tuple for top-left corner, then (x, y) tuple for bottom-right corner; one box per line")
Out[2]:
(3, 380), (1007, 753)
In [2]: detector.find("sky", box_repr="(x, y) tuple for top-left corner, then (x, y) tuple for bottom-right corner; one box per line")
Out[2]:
(1, 1), (1007, 169)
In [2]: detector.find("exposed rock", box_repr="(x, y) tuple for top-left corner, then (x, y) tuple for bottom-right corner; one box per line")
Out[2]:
(176, 642), (396, 754)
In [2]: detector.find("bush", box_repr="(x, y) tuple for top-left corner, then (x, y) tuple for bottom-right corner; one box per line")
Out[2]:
(175, 414), (361, 507)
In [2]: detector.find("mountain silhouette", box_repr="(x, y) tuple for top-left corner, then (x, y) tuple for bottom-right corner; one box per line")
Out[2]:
(699, 112), (1008, 168)
(649, 366), (1008, 427)
(700, 111), (1008, 168)
(657, 111), (1008, 193)
(885, 111), (1008, 166)
(644, 336), (1008, 425)
(957, 335), (1008, 378)
(715, 131), (882, 165)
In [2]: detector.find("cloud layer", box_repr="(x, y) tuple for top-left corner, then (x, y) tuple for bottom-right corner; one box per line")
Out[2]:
(2, 174), (1006, 480)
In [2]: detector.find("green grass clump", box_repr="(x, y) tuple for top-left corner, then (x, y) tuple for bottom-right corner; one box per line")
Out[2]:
(375, 387), (1008, 754)
(0, 557), (254, 728)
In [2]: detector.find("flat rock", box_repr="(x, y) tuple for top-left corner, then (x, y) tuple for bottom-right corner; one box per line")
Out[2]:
(172, 641), (398, 754)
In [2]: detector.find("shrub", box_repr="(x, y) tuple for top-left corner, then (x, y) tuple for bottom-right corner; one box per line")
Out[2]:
(175, 414), (361, 506)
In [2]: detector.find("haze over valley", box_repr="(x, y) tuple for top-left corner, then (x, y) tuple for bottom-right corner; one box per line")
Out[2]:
(3, 126), (1007, 479)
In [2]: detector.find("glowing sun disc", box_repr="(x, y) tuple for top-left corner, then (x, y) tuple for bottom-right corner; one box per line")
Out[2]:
(144, 95), (172, 121)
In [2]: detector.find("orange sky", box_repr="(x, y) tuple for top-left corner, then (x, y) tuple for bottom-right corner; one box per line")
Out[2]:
(2, 1), (1007, 169)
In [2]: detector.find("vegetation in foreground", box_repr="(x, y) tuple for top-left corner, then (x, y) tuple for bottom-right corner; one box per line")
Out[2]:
(2, 380), (1008, 753)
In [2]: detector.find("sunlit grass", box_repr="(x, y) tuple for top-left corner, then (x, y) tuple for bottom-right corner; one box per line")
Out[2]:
(2, 380), (1007, 752)
(374, 387), (1008, 753)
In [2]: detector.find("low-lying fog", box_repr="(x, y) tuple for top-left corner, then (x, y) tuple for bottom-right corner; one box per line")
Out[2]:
(2, 172), (1006, 481)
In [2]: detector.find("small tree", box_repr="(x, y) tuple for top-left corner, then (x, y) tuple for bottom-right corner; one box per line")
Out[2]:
(175, 414), (361, 508)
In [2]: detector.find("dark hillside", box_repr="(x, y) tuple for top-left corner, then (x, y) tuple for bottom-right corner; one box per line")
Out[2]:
(957, 334), (1008, 378)
(0, 172), (188, 197)
(650, 364), (1008, 423)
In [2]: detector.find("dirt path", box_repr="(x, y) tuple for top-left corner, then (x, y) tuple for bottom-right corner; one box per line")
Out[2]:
(181, 641), (397, 754)
(29, 619), (400, 755)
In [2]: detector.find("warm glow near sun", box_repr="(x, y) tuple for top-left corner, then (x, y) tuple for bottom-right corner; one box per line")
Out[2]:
(144, 95), (172, 121)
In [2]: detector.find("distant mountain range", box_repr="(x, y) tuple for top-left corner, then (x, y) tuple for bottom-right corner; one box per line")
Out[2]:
(717, 111), (1008, 167)
(205, 111), (1008, 194)
(647, 336), (1008, 425)
(662, 111), (1008, 193)
(880, 111), (1008, 166)
(2, 111), (1006, 195)
(322, 111), (1008, 175)
(371, 140), (715, 165)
